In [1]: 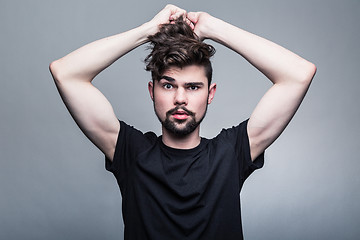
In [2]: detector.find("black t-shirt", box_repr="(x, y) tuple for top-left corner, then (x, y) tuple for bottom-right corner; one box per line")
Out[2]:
(106, 120), (264, 240)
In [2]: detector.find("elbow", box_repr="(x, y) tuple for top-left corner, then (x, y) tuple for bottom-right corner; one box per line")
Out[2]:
(49, 59), (61, 84)
(49, 59), (69, 85)
(274, 60), (317, 86)
(306, 62), (317, 82)
(290, 60), (316, 87)
(49, 60), (57, 74)
(301, 61), (317, 85)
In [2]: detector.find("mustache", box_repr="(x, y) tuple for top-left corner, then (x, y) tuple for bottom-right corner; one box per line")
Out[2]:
(166, 106), (195, 117)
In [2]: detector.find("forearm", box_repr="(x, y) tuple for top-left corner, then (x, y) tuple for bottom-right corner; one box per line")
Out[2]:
(50, 22), (157, 83)
(206, 17), (316, 84)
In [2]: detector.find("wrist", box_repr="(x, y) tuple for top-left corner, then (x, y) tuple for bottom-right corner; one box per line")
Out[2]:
(202, 16), (226, 41)
(193, 13), (219, 41)
(141, 21), (160, 39)
(123, 22), (157, 48)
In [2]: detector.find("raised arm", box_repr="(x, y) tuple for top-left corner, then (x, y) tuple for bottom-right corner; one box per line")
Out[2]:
(49, 5), (187, 160)
(187, 12), (316, 160)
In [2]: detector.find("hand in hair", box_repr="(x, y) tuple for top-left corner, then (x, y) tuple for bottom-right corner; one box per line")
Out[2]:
(187, 12), (214, 41)
(145, 19), (215, 82)
(149, 5), (187, 31)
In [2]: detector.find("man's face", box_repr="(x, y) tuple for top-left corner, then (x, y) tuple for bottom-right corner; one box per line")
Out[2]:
(148, 65), (216, 136)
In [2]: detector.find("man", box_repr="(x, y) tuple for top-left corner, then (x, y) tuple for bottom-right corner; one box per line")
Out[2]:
(50, 4), (316, 240)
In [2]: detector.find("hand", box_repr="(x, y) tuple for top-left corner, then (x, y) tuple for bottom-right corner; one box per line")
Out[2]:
(148, 4), (187, 32)
(186, 12), (213, 40)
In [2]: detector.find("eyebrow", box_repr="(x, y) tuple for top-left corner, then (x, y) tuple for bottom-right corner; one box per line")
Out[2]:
(160, 76), (204, 87)
(160, 75), (175, 82)
(185, 82), (204, 87)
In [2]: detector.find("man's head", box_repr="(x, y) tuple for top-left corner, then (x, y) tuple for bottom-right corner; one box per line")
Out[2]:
(145, 19), (215, 85)
(145, 19), (216, 137)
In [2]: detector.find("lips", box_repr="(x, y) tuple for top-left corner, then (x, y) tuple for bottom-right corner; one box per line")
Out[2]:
(172, 110), (189, 120)
(167, 107), (193, 121)
(173, 110), (188, 115)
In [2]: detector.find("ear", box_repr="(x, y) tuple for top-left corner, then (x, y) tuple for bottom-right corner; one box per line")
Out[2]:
(148, 81), (154, 101)
(207, 83), (217, 104)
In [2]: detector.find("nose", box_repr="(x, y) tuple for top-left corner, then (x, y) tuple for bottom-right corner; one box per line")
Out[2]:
(174, 88), (187, 106)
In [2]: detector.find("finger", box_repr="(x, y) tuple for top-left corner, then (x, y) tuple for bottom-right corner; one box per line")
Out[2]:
(186, 12), (198, 23)
(170, 10), (187, 21)
(185, 18), (195, 30)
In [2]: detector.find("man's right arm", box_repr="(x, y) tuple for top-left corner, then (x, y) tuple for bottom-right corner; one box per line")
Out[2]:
(49, 5), (187, 161)
(187, 12), (316, 161)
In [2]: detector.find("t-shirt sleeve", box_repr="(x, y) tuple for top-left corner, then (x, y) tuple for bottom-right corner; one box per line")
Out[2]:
(238, 119), (264, 180)
(221, 119), (264, 181)
(105, 121), (156, 182)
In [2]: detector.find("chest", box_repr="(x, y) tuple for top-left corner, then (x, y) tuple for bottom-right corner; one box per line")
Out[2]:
(128, 143), (239, 199)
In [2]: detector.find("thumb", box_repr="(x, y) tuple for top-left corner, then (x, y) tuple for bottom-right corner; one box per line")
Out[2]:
(187, 12), (199, 23)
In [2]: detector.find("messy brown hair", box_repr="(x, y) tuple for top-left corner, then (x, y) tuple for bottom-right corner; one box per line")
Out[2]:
(145, 19), (215, 85)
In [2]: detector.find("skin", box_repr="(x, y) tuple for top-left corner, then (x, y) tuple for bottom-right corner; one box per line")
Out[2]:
(148, 65), (216, 149)
(49, 4), (316, 162)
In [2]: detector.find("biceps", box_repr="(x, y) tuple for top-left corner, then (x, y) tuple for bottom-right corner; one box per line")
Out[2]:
(56, 81), (120, 158)
(247, 82), (309, 159)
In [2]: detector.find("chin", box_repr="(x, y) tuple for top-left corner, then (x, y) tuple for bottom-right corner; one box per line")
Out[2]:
(163, 118), (199, 136)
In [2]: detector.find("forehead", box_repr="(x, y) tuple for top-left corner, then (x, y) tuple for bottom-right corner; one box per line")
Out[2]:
(161, 65), (207, 84)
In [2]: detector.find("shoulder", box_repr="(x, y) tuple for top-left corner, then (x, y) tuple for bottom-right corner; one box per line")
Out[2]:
(106, 121), (158, 171)
(214, 119), (249, 144)
(119, 121), (157, 143)
(205, 119), (249, 156)
(119, 120), (140, 135)
(213, 119), (264, 177)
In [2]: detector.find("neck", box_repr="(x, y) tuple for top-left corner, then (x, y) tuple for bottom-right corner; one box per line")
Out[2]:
(161, 126), (201, 149)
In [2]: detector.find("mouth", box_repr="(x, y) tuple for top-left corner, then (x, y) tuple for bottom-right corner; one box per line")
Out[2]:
(167, 107), (193, 121)
(172, 110), (189, 120)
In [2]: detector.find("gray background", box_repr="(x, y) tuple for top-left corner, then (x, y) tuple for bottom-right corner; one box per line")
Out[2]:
(1, 0), (359, 239)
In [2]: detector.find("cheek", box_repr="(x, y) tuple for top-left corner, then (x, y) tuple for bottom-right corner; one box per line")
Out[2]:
(153, 93), (171, 115)
(191, 94), (209, 112)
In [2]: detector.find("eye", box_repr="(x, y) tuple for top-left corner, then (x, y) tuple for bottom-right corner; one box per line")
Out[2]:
(188, 85), (199, 91)
(163, 83), (173, 89)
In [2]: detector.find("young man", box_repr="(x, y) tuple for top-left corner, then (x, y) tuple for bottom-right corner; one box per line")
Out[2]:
(50, 4), (316, 240)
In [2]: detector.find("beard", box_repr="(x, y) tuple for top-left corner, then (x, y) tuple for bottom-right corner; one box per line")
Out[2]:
(154, 105), (208, 136)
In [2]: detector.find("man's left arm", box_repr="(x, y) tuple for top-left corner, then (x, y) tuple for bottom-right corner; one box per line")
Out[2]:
(187, 12), (316, 160)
